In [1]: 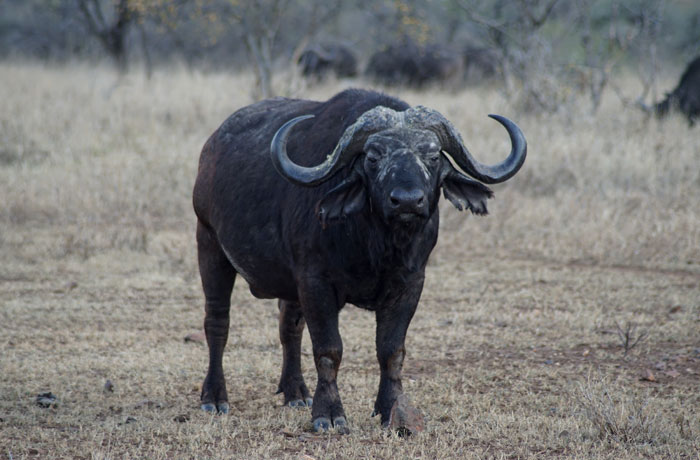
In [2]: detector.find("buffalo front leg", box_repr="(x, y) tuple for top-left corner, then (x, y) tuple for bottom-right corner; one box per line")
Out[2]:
(197, 222), (236, 414)
(298, 282), (348, 433)
(373, 280), (422, 425)
(277, 300), (312, 407)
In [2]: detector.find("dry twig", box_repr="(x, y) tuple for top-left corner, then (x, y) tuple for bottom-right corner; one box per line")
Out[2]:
(615, 321), (647, 356)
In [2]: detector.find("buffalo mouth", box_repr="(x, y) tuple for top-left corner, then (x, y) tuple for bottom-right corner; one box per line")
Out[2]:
(394, 212), (426, 223)
(387, 210), (429, 233)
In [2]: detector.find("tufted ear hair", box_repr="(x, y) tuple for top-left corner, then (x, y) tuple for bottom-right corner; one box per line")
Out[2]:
(315, 163), (367, 228)
(441, 159), (493, 215)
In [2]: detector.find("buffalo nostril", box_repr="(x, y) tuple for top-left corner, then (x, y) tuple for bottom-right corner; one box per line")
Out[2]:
(389, 189), (426, 210)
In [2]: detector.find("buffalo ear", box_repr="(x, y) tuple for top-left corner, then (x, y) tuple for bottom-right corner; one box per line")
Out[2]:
(441, 162), (493, 215)
(316, 168), (367, 228)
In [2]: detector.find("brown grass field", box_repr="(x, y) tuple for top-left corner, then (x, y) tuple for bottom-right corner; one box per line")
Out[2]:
(1, 61), (698, 459)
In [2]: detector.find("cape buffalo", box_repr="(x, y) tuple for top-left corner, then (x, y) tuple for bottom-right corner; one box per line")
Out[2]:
(655, 55), (700, 125)
(463, 46), (499, 82)
(298, 43), (358, 80)
(366, 41), (461, 87)
(192, 89), (526, 432)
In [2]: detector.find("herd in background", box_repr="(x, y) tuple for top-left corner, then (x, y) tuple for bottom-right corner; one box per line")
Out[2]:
(298, 40), (700, 126)
(298, 39), (496, 88)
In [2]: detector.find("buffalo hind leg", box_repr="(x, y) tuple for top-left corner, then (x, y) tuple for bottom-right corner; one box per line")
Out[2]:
(197, 222), (236, 414)
(298, 282), (348, 433)
(277, 300), (312, 407)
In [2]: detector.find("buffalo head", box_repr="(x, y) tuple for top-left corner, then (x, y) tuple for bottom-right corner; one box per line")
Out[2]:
(271, 105), (526, 233)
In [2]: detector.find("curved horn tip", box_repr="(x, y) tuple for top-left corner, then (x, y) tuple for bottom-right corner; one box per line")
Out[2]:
(270, 114), (318, 186)
(270, 114), (315, 147)
(487, 113), (520, 128)
(487, 114), (527, 142)
(286, 114), (315, 125)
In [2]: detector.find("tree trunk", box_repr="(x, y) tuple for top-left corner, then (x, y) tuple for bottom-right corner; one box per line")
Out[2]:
(77, 0), (132, 72)
(245, 33), (274, 100)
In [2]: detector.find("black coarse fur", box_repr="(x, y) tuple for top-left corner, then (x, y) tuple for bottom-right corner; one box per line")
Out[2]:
(655, 55), (700, 126)
(194, 90), (429, 301)
(192, 88), (498, 430)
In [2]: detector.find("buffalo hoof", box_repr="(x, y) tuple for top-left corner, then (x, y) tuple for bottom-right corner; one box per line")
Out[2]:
(312, 416), (349, 434)
(201, 402), (229, 414)
(288, 398), (313, 408)
(333, 416), (350, 434)
(313, 417), (331, 432)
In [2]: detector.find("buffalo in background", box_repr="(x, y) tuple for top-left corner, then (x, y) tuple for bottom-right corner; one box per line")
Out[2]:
(299, 38), (500, 89)
(365, 39), (462, 88)
(654, 55), (700, 125)
(462, 46), (499, 82)
(298, 43), (358, 80)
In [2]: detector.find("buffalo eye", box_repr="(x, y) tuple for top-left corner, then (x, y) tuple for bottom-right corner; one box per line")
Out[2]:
(425, 151), (441, 164)
(419, 142), (441, 165)
(365, 150), (380, 167)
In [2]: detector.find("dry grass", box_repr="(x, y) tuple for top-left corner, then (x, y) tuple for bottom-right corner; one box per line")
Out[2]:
(1, 61), (698, 459)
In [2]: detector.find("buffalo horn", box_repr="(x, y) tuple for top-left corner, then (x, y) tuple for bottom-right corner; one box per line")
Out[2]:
(270, 105), (526, 186)
(404, 106), (527, 184)
(270, 107), (401, 186)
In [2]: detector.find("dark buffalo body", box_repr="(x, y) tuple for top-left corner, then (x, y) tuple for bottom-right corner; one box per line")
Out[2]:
(194, 91), (424, 304)
(298, 43), (358, 80)
(655, 55), (700, 125)
(192, 88), (526, 432)
(463, 46), (499, 82)
(366, 41), (461, 87)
